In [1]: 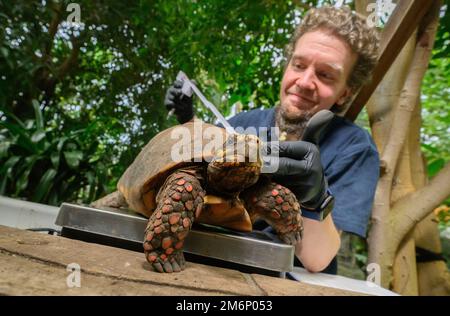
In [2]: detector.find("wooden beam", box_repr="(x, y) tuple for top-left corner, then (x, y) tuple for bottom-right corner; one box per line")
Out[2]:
(345, 0), (434, 121)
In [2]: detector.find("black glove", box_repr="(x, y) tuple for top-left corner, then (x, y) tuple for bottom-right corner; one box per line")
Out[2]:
(272, 110), (334, 209)
(164, 79), (194, 124)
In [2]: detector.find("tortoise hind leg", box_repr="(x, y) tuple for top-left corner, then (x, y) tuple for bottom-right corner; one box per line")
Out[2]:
(144, 171), (205, 273)
(90, 190), (128, 209)
(241, 180), (303, 245)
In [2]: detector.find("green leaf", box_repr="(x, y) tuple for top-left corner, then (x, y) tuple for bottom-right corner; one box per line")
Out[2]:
(51, 152), (60, 169)
(0, 156), (21, 194)
(0, 120), (27, 137)
(421, 143), (439, 154)
(14, 156), (38, 194)
(64, 151), (83, 169)
(0, 109), (26, 128)
(15, 167), (32, 194)
(0, 47), (8, 58)
(0, 156), (21, 175)
(48, 191), (60, 206)
(33, 169), (57, 202)
(31, 130), (46, 143)
(354, 253), (368, 265)
(0, 141), (10, 158)
(0, 174), (7, 195)
(32, 99), (44, 131)
(88, 155), (101, 163)
(0, 121), (36, 153)
(428, 159), (445, 178)
(85, 171), (97, 202)
(57, 136), (69, 152)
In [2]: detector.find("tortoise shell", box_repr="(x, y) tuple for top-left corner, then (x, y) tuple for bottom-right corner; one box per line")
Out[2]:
(117, 121), (252, 231)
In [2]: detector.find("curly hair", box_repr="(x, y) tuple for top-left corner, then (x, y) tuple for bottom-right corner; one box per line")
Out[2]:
(284, 6), (380, 113)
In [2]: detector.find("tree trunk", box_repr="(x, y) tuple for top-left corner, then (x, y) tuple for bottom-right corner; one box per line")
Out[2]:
(366, 32), (417, 290)
(387, 3), (448, 295)
(356, 0), (416, 290)
(361, 0), (444, 293)
(392, 232), (418, 294)
(391, 96), (420, 295)
(356, 0), (413, 289)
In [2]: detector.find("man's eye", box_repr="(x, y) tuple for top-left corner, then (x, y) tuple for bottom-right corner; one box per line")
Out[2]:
(293, 63), (305, 69)
(318, 72), (333, 80)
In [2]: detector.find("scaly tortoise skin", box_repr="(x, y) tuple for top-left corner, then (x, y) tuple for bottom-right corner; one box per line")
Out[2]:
(92, 121), (303, 273)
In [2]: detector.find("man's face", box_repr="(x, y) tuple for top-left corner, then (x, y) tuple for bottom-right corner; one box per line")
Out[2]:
(279, 30), (357, 121)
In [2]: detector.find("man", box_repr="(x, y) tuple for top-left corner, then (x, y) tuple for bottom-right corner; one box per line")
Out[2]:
(165, 6), (380, 274)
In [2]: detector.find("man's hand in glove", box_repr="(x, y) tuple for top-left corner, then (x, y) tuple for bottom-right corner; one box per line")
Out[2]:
(272, 110), (334, 210)
(164, 79), (195, 124)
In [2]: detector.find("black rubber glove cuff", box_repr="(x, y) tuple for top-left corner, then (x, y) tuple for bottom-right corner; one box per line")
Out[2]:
(300, 190), (334, 221)
(300, 176), (329, 210)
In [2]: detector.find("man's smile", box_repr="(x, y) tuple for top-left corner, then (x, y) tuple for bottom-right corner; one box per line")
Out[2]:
(287, 92), (316, 109)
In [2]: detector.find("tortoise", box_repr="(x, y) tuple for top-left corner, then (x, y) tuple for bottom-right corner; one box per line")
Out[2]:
(92, 120), (303, 273)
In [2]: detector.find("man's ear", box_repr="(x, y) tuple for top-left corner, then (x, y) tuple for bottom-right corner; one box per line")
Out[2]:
(336, 86), (352, 106)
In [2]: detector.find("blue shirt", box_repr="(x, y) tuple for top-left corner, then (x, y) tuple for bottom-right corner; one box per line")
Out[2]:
(226, 108), (379, 237)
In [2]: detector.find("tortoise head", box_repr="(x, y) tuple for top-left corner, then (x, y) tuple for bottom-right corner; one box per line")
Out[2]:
(207, 133), (262, 195)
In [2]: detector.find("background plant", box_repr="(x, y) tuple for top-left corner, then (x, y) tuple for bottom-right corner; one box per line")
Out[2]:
(0, 0), (447, 231)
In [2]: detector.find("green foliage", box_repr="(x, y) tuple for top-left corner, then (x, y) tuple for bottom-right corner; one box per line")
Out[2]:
(0, 0), (314, 204)
(434, 2), (450, 59)
(0, 99), (121, 205)
(421, 54), (450, 207)
(0, 0), (448, 210)
(420, 4), (450, 207)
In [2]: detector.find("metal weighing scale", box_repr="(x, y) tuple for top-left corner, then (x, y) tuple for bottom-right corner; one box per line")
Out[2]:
(55, 203), (294, 277)
(51, 72), (296, 277)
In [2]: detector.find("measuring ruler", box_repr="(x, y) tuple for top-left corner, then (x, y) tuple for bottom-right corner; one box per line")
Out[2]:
(172, 71), (236, 134)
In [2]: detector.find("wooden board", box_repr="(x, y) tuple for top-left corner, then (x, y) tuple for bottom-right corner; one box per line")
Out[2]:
(0, 225), (364, 296)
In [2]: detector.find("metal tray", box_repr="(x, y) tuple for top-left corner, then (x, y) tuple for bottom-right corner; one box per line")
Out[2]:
(55, 203), (294, 274)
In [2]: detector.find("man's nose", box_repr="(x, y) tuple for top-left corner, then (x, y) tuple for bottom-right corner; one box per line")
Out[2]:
(295, 68), (315, 90)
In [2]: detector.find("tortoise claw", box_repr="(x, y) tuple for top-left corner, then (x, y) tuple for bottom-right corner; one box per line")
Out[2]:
(280, 230), (302, 245)
(171, 260), (181, 272)
(146, 250), (187, 273)
(163, 261), (174, 273)
(176, 252), (186, 269)
(152, 262), (164, 273)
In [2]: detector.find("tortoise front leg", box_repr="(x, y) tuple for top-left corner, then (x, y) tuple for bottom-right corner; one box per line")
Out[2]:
(242, 180), (303, 245)
(143, 171), (205, 273)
